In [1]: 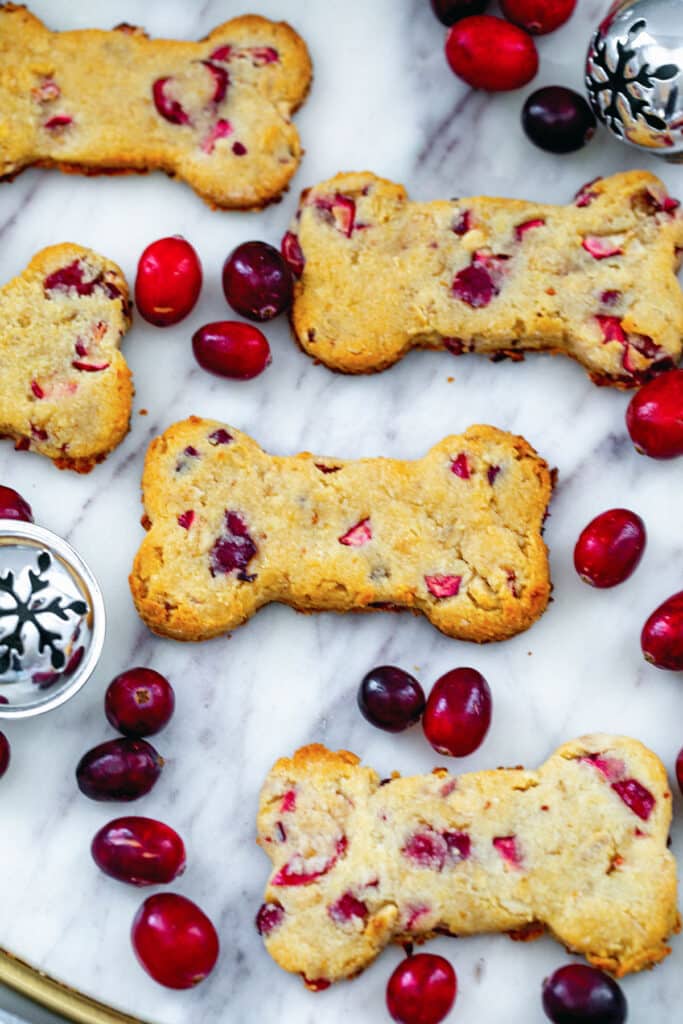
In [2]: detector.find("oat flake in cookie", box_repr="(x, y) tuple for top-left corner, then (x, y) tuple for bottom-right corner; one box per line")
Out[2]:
(130, 417), (552, 643)
(0, 5), (312, 210)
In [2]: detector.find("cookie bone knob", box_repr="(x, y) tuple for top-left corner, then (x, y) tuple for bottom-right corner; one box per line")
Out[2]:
(586, 0), (683, 159)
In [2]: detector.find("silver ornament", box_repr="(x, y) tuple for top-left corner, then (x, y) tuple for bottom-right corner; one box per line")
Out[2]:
(586, 0), (683, 158)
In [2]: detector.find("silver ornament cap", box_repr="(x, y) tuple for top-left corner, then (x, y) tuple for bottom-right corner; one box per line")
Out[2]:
(586, 0), (683, 158)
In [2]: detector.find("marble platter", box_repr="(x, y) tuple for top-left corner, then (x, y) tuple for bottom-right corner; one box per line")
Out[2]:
(1, 1), (683, 1022)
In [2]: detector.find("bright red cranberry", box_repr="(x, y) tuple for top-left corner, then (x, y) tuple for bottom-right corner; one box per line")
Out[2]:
(132, 893), (219, 989)
(0, 732), (10, 778)
(573, 509), (646, 588)
(430, 0), (489, 24)
(542, 964), (627, 1024)
(151, 78), (190, 125)
(522, 86), (596, 153)
(611, 778), (655, 821)
(192, 321), (271, 380)
(386, 953), (457, 1024)
(423, 668), (491, 757)
(676, 748), (683, 796)
(642, 591), (683, 670)
(358, 666), (426, 732)
(501, 0), (576, 34)
(91, 817), (186, 885)
(445, 16), (538, 91)
(105, 668), (175, 737)
(222, 241), (293, 322)
(135, 237), (202, 327)
(76, 738), (163, 801)
(626, 370), (683, 459)
(0, 486), (33, 522)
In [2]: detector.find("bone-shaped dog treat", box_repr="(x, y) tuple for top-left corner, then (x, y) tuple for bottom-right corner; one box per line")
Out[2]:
(0, 5), (312, 209)
(284, 170), (683, 384)
(257, 737), (679, 987)
(129, 417), (552, 642)
(0, 244), (132, 471)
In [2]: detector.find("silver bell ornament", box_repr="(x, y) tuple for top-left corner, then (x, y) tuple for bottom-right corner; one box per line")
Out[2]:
(586, 0), (683, 159)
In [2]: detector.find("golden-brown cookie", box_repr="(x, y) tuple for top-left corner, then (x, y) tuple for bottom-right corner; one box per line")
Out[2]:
(0, 244), (132, 471)
(284, 170), (683, 384)
(130, 417), (552, 642)
(257, 737), (679, 987)
(0, 4), (312, 210)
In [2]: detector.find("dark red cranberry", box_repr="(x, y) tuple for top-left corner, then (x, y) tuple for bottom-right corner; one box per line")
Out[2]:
(626, 369), (683, 459)
(445, 16), (538, 91)
(0, 696), (8, 704)
(152, 78), (190, 125)
(76, 738), (163, 801)
(0, 732), (10, 778)
(280, 232), (305, 278)
(423, 668), (491, 757)
(386, 953), (457, 1024)
(641, 591), (683, 670)
(135, 237), (202, 327)
(522, 87), (596, 153)
(91, 817), (186, 885)
(222, 241), (293, 322)
(573, 509), (646, 588)
(210, 510), (257, 576)
(542, 964), (627, 1023)
(105, 668), (175, 737)
(675, 748), (683, 796)
(256, 901), (285, 936)
(132, 893), (219, 989)
(430, 0), (489, 25)
(500, 0), (576, 34)
(0, 486), (33, 522)
(192, 321), (271, 380)
(358, 666), (426, 732)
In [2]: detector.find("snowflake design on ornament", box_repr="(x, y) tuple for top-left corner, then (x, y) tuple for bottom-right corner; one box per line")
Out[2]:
(586, 19), (678, 141)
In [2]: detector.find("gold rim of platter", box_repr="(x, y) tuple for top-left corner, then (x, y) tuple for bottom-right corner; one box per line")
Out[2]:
(0, 948), (148, 1024)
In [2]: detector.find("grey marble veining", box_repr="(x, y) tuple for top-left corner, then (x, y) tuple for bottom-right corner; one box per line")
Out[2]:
(0, 1), (682, 1022)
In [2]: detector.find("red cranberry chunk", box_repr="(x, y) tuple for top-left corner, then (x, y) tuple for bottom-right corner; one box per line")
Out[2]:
(450, 453), (470, 479)
(492, 835), (522, 867)
(601, 290), (621, 306)
(232, 141), (247, 155)
(453, 210), (472, 235)
(424, 668), (492, 757)
(91, 816), (186, 886)
(574, 509), (646, 588)
(515, 218), (545, 240)
(281, 231), (305, 277)
(72, 359), (110, 372)
(256, 902), (284, 936)
(314, 194), (357, 236)
(596, 315), (626, 345)
(201, 118), (233, 154)
(339, 518), (372, 546)
(402, 830), (448, 871)
(443, 831), (471, 860)
(272, 836), (347, 886)
(452, 264), (497, 308)
(208, 428), (232, 446)
(444, 337), (465, 355)
(280, 789), (296, 813)
(425, 575), (461, 599)
(132, 893), (219, 990)
(152, 77), (190, 125)
(210, 510), (257, 577)
(0, 486), (33, 522)
(641, 590), (683, 669)
(31, 380), (45, 399)
(44, 260), (94, 296)
(44, 114), (72, 129)
(105, 668), (175, 737)
(611, 778), (655, 820)
(582, 236), (623, 259)
(580, 753), (625, 782)
(386, 953), (457, 1024)
(178, 510), (195, 530)
(328, 892), (368, 925)
(574, 177), (602, 207)
(201, 61), (229, 103)
(543, 964), (627, 1024)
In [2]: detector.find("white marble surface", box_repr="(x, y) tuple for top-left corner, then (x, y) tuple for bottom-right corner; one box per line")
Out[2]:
(1, 1), (683, 1021)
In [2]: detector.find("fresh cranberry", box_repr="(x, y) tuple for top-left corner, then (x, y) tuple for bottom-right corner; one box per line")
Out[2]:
(358, 666), (426, 732)
(522, 86), (596, 153)
(386, 953), (457, 1024)
(542, 964), (627, 1023)
(105, 668), (175, 737)
(676, 748), (683, 796)
(0, 486), (33, 522)
(132, 893), (219, 989)
(192, 321), (271, 380)
(91, 817), (186, 885)
(222, 241), (293, 322)
(626, 370), (683, 459)
(500, 0), (576, 34)
(430, 0), (489, 24)
(641, 591), (683, 670)
(445, 16), (538, 91)
(423, 667), (491, 757)
(135, 237), (202, 327)
(0, 732), (10, 778)
(573, 509), (646, 588)
(76, 738), (163, 801)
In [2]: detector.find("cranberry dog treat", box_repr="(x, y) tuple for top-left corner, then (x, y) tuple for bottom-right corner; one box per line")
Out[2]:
(257, 737), (679, 987)
(0, 5), (312, 210)
(0, 244), (132, 471)
(286, 170), (683, 385)
(130, 417), (552, 642)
